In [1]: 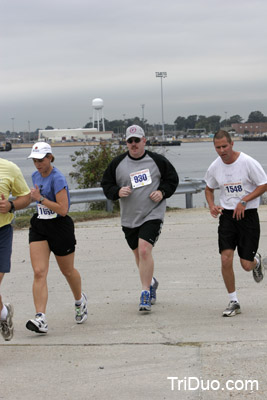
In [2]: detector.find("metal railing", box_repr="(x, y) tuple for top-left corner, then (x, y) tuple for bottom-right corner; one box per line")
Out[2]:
(68, 179), (206, 210)
(14, 179), (206, 211)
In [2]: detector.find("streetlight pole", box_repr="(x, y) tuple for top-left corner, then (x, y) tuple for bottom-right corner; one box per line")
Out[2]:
(155, 72), (167, 140)
(11, 117), (15, 134)
(141, 104), (145, 129)
(28, 120), (31, 141)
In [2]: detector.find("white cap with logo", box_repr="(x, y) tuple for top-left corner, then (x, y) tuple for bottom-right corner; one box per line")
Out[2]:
(28, 142), (53, 159)
(126, 125), (145, 140)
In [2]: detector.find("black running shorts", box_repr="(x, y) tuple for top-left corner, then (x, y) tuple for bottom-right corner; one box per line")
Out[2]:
(0, 224), (13, 273)
(29, 214), (76, 256)
(218, 209), (260, 261)
(122, 219), (163, 250)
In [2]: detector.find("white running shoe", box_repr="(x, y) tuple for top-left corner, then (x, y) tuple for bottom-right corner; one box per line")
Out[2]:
(150, 277), (159, 305)
(253, 253), (264, 283)
(26, 313), (48, 333)
(75, 292), (88, 324)
(0, 303), (14, 341)
(222, 301), (241, 317)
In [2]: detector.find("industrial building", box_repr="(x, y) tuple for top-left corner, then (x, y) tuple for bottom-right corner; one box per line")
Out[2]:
(38, 128), (113, 142)
(231, 122), (267, 135)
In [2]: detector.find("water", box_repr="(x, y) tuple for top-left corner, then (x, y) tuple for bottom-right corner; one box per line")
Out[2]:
(1, 141), (267, 209)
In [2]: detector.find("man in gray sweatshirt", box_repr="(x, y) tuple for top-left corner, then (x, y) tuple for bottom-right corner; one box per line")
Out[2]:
(101, 125), (179, 312)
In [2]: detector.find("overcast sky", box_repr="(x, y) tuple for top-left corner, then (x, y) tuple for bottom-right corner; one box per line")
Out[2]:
(1, 0), (267, 132)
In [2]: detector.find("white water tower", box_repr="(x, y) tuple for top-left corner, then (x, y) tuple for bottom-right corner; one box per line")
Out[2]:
(92, 98), (105, 131)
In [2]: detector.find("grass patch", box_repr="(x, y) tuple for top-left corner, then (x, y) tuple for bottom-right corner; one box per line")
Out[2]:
(12, 209), (120, 229)
(13, 206), (181, 230)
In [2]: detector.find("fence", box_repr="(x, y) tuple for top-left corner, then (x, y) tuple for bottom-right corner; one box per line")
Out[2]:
(14, 179), (206, 212)
(68, 179), (206, 211)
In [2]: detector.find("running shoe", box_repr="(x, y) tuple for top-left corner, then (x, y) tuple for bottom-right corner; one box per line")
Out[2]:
(0, 303), (14, 341)
(222, 301), (241, 317)
(253, 253), (264, 283)
(26, 313), (48, 333)
(150, 277), (159, 305)
(75, 292), (88, 324)
(139, 290), (151, 312)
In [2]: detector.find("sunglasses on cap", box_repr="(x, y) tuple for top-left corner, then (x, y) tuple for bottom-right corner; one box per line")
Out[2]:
(127, 137), (141, 144)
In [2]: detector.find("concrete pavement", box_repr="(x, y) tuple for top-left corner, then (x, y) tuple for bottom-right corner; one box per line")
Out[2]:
(1, 207), (267, 399)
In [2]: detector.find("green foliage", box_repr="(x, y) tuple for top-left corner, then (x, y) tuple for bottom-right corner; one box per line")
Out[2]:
(84, 116), (147, 134)
(13, 209), (120, 229)
(247, 111), (267, 123)
(69, 143), (125, 210)
(69, 143), (125, 189)
(175, 114), (221, 133)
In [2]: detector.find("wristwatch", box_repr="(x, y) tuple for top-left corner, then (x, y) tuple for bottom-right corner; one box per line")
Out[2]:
(39, 196), (45, 203)
(240, 200), (247, 207)
(8, 201), (15, 213)
(160, 189), (166, 198)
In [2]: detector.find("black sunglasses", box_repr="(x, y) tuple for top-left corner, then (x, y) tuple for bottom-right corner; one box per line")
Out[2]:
(127, 137), (141, 144)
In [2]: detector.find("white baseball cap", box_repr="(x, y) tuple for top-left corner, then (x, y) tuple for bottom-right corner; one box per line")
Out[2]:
(28, 142), (53, 159)
(126, 125), (145, 140)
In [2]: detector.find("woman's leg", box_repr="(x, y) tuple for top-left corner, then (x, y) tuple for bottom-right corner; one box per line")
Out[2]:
(30, 241), (50, 313)
(55, 252), (82, 301)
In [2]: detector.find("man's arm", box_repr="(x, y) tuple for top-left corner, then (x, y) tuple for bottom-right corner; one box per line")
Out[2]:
(101, 154), (127, 200)
(147, 152), (179, 198)
(12, 193), (31, 210)
(0, 193), (31, 214)
(233, 183), (267, 220)
(205, 185), (223, 218)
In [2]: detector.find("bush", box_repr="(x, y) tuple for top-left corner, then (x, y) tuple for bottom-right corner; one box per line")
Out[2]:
(69, 143), (125, 210)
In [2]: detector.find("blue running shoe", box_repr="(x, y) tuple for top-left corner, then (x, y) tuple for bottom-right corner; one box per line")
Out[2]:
(139, 290), (151, 311)
(150, 277), (159, 305)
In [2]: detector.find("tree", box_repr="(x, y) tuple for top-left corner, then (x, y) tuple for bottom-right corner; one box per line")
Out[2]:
(69, 143), (124, 189)
(69, 143), (125, 210)
(228, 114), (243, 124)
(195, 115), (220, 132)
(247, 111), (267, 123)
(185, 115), (198, 130)
(174, 116), (186, 131)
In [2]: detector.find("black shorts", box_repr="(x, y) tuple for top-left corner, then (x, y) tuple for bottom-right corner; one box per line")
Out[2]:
(218, 209), (260, 261)
(122, 219), (163, 250)
(29, 214), (76, 256)
(0, 224), (13, 273)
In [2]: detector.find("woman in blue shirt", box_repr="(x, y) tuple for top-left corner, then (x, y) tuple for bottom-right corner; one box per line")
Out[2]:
(26, 142), (87, 334)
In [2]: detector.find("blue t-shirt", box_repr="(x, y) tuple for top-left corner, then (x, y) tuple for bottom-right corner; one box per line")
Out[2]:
(32, 167), (70, 215)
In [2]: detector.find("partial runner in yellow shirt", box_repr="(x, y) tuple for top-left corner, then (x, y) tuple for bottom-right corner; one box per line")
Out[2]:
(0, 158), (31, 341)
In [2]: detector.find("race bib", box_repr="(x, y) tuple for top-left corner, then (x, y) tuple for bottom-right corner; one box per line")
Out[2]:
(224, 182), (245, 198)
(37, 203), (57, 219)
(130, 168), (152, 189)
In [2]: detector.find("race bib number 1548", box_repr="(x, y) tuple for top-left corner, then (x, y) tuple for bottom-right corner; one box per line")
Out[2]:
(224, 182), (244, 198)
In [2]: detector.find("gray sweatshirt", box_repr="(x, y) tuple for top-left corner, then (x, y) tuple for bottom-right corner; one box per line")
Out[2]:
(101, 150), (179, 228)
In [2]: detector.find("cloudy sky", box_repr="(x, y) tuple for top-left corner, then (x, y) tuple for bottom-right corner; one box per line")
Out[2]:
(1, 0), (267, 132)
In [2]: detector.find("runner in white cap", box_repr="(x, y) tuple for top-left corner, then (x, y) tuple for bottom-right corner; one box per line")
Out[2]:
(26, 142), (88, 334)
(102, 125), (179, 312)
